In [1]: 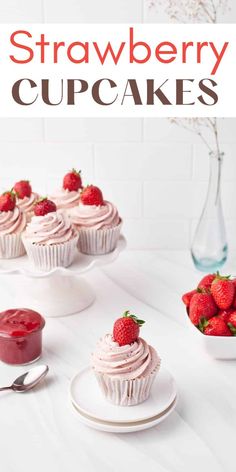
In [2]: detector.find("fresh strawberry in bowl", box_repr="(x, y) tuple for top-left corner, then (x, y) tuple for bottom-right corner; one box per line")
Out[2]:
(189, 290), (217, 325)
(211, 273), (235, 309)
(197, 273), (216, 291)
(227, 311), (236, 335)
(182, 289), (196, 308)
(182, 272), (236, 359)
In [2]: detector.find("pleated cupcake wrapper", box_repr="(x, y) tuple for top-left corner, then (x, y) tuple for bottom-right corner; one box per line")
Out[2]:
(0, 233), (26, 259)
(94, 359), (161, 406)
(77, 222), (122, 255)
(22, 234), (79, 271)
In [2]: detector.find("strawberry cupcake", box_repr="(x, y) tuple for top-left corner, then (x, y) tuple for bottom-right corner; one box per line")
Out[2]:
(49, 169), (82, 216)
(13, 180), (39, 222)
(0, 191), (26, 258)
(70, 185), (122, 255)
(91, 311), (161, 406)
(22, 198), (79, 271)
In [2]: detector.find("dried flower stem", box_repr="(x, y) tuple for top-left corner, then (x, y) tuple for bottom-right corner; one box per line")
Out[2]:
(149, 0), (229, 23)
(170, 118), (221, 155)
(171, 117), (222, 203)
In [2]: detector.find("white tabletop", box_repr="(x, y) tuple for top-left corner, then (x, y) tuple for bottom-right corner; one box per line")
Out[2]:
(0, 250), (235, 472)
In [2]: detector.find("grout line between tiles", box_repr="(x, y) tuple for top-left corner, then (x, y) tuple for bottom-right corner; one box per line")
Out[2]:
(92, 143), (96, 180)
(142, 0), (145, 23)
(42, 118), (46, 142)
(41, 0), (46, 23)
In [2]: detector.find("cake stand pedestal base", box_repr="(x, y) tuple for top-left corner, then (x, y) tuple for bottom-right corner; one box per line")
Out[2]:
(4, 274), (95, 317)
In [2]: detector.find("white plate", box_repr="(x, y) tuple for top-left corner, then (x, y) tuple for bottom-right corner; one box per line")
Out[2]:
(71, 396), (178, 433)
(70, 366), (177, 425)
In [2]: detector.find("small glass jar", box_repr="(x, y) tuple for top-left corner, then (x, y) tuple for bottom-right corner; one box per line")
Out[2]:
(0, 308), (45, 365)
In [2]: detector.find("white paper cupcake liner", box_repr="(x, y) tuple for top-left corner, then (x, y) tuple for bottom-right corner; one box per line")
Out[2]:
(94, 358), (161, 406)
(22, 234), (79, 271)
(77, 221), (122, 255)
(0, 233), (26, 259)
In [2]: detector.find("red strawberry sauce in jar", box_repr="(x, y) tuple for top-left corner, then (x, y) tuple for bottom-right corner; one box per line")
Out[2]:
(0, 308), (45, 365)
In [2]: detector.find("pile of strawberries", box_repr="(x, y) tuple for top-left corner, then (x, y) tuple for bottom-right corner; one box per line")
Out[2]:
(182, 273), (236, 336)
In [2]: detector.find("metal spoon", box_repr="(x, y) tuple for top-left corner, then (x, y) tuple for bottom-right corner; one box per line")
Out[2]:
(0, 365), (49, 393)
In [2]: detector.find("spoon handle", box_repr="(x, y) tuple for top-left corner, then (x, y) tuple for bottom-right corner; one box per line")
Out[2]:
(0, 386), (12, 392)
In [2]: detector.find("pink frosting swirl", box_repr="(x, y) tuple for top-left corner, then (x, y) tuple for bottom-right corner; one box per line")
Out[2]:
(24, 211), (76, 245)
(17, 192), (39, 214)
(0, 207), (26, 235)
(91, 334), (160, 381)
(71, 201), (120, 230)
(49, 189), (80, 210)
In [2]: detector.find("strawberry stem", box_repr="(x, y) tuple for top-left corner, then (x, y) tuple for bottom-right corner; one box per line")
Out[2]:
(213, 271), (231, 282)
(198, 317), (209, 333)
(196, 287), (210, 294)
(5, 189), (16, 199)
(72, 168), (81, 175)
(123, 310), (145, 326)
(35, 197), (47, 204)
(228, 323), (236, 336)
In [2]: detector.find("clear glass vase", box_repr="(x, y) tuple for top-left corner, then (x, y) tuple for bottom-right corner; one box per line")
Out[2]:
(191, 151), (228, 272)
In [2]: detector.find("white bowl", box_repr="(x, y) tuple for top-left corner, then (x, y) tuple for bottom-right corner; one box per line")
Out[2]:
(185, 310), (236, 360)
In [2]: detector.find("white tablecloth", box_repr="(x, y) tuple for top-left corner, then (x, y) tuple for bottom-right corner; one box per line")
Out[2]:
(0, 250), (235, 472)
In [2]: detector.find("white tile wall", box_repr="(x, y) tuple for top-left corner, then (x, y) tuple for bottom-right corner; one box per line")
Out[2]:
(43, 0), (143, 23)
(193, 141), (236, 182)
(95, 181), (143, 218)
(0, 142), (94, 194)
(0, 119), (44, 142)
(124, 219), (190, 249)
(0, 0), (235, 250)
(45, 119), (142, 143)
(0, 0), (43, 22)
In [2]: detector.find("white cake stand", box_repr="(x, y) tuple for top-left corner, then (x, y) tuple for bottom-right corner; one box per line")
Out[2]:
(0, 236), (126, 318)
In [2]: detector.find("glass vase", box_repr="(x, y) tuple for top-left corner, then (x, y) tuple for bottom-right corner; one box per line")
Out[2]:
(191, 151), (228, 272)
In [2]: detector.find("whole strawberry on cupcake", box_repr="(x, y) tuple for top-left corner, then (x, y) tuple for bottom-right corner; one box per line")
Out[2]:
(91, 311), (161, 406)
(13, 180), (39, 222)
(182, 272), (236, 336)
(22, 198), (79, 271)
(70, 184), (122, 255)
(0, 190), (26, 258)
(49, 169), (82, 216)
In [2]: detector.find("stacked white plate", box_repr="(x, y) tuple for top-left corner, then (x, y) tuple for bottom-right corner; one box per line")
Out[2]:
(70, 367), (177, 433)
